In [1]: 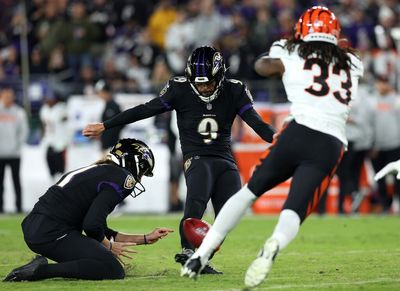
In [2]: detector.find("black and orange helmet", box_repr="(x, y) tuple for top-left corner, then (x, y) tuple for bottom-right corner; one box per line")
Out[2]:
(295, 6), (340, 45)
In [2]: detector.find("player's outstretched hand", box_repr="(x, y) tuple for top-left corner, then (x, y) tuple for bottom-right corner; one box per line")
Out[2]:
(145, 228), (174, 244)
(374, 159), (400, 181)
(82, 123), (105, 137)
(111, 242), (137, 260)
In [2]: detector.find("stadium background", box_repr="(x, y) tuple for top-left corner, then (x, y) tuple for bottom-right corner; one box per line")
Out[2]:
(1, 0), (400, 214)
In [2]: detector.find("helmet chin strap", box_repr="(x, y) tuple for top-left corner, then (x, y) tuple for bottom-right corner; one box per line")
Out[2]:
(190, 79), (222, 103)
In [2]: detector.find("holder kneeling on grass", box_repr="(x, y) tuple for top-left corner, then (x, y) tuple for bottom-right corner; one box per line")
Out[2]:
(3, 138), (173, 282)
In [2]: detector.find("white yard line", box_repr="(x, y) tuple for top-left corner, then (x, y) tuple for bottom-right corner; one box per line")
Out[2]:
(283, 249), (400, 256)
(212, 278), (400, 291)
(259, 278), (400, 290)
(231, 249), (400, 260)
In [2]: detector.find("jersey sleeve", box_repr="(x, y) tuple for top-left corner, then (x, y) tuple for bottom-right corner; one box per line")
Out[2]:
(82, 187), (121, 241)
(233, 81), (254, 116)
(240, 107), (276, 142)
(104, 224), (118, 240)
(349, 53), (364, 78)
(157, 78), (183, 109)
(103, 101), (121, 121)
(268, 39), (288, 59)
(82, 168), (134, 242)
(103, 97), (170, 129)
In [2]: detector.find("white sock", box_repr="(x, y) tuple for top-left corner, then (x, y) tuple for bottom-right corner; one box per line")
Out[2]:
(196, 185), (257, 261)
(270, 209), (300, 250)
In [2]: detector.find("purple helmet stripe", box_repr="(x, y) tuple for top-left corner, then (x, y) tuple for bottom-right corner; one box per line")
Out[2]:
(201, 47), (206, 76)
(195, 50), (200, 76)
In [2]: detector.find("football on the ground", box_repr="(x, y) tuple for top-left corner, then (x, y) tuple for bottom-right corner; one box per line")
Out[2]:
(183, 218), (219, 250)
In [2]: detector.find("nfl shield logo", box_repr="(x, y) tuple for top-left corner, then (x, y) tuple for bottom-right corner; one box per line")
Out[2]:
(184, 158), (192, 172)
(124, 175), (135, 190)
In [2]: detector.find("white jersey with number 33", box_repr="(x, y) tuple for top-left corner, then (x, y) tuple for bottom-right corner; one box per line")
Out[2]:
(268, 39), (364, 146)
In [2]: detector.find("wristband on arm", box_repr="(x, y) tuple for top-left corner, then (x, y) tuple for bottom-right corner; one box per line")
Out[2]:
(144, 234), (148, 245)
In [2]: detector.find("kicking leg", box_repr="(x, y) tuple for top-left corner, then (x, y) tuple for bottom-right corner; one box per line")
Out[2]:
(176, 157), (212, 266)
(181, 143), (294, 279)
(244, 209), (299, 287)
(181, 185), (257, 278)
(245, 151), (342, 287)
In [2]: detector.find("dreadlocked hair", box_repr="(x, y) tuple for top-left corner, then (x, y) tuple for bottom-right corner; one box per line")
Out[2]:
(285, 37), (359, 71)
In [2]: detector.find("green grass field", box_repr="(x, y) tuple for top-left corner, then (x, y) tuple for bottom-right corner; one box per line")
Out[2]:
(0, 214), (399, 290)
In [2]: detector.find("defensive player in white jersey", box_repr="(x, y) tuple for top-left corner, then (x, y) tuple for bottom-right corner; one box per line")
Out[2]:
(181, 6), (364, 288)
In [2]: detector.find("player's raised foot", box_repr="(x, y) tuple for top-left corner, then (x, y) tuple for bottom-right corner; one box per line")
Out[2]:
(3, 255), (48, 282)
(181, 256), (205, 279)
(244, 238), (279, 288)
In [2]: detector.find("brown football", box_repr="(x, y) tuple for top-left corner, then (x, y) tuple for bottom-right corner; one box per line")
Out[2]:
(183, 218), (219, 250)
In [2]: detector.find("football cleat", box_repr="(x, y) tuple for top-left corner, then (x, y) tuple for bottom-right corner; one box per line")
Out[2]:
(3, 255), (48, 282)
(175, 248), (195, 265)
(181, 256), (205, 279)
(244, 238), (279, 288)
(201, 263), (223, 275)
(176, 249), (223, 276)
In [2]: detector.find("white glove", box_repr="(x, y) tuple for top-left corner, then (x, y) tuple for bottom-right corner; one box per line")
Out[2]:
(374, 159), (400, 181)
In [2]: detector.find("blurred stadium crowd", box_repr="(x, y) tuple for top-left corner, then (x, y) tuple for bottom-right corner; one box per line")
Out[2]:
(1, 0), (400, 215)
(1, 0), (400, 100)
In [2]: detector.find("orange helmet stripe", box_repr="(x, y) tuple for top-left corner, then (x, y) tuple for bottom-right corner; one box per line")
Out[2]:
(295, 6), (340, 44)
